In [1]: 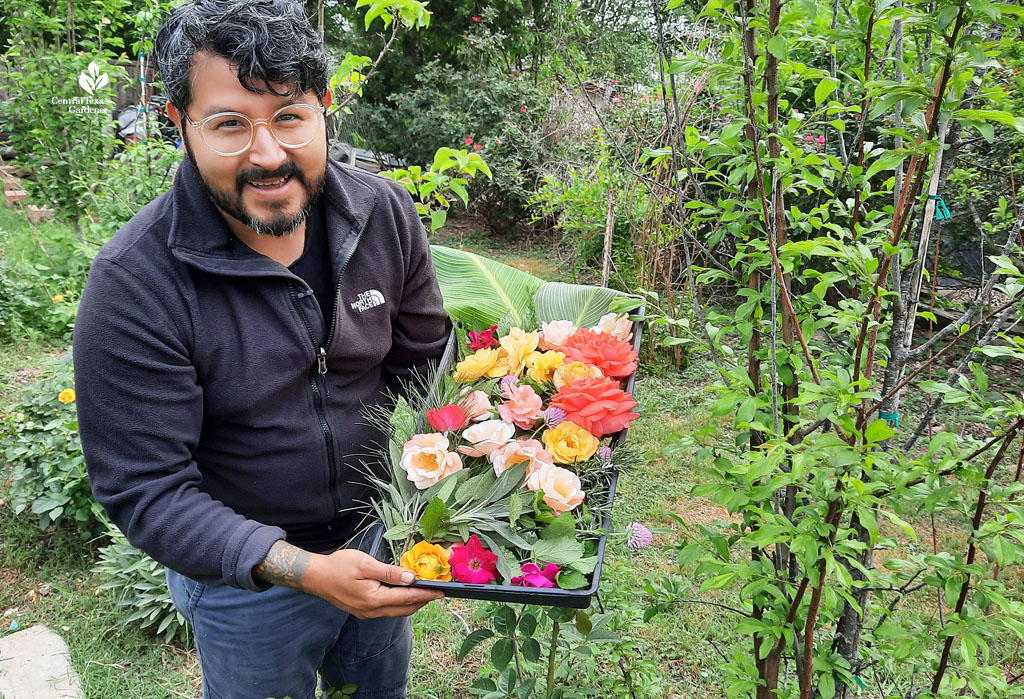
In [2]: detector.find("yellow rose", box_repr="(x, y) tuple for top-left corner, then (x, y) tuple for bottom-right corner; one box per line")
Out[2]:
(499, 327), (539, 377)
(58, 389), (76, 404)
(526, 350), (565, 385)
(542, 420), (599, 464)
(400, 540), (452, 581)
(552, 361), (602, 390)
(453, 348), (502, 382)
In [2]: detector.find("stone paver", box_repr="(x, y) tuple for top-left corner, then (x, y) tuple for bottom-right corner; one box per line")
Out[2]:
(0, 625), (83, 699)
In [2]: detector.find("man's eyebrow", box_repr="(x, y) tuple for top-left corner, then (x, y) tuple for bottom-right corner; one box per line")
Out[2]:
(198, 97), (309, 119)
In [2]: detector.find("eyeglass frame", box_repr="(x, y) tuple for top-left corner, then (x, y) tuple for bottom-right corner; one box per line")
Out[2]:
(179, 102), (327, 157)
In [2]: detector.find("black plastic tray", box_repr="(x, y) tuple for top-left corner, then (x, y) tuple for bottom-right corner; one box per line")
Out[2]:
(375, 309), (643, 608)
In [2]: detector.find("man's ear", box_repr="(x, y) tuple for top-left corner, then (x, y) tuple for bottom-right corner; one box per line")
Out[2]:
(165, 102), (187, 150)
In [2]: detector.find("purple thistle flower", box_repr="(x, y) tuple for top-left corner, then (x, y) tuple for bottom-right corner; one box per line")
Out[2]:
(626, 522), (653, 550)
(596, 446), (612, 466)
(544, 406), (566, 428)
(500, 375), (519, 392)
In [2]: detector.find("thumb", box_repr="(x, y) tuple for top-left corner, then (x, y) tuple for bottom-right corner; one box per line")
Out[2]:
(363, 557), (416, 586)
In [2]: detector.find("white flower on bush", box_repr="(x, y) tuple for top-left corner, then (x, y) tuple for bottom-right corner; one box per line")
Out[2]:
(590, 312), (632, 343)
(458, 419), (515, 457)
(538, 320), (577, 351)
(489, 438), (554, 478)
(526, 463), (585, 514)
(400, 433), (463, 489)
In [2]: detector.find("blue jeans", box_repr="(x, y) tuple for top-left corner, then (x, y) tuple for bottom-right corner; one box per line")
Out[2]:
(167, 569), (412, 699)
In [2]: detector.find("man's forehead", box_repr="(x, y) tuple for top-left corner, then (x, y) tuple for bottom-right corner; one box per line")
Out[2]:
(188, 51), (306, 113)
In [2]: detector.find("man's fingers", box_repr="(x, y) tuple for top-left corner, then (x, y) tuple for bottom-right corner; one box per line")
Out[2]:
(363, 558), (417, 586)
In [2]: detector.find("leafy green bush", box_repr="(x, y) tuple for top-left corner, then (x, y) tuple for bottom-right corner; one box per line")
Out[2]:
(94, 526), (189, 643)
(1, 354), (104, 534)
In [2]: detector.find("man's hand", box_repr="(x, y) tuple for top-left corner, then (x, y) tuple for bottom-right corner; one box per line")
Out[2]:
(254, 540), (443, 618)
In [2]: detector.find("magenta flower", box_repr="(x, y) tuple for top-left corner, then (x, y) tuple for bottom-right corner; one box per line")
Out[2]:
(626, 522), (653, 550)
(449, 535), (498, 584)
(511, 562), (561, 588)
(520, 106), (527, 113)
(815, 135), (825, 145)
(472, 15), (481, 21)
(467, 325), (499, 351)
(611, 97), (622, 104)
(804, 135), (813, 143)
(474, 143), (482, 151)
(464, 136), (474, 145)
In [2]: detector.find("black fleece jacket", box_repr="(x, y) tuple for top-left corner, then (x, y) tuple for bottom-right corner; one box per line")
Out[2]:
(73, 157), (449, 591)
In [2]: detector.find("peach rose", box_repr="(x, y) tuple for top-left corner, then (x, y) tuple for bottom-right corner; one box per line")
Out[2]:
(497, 381), (544, 430)
(526, 463), (585, 514)
(400, 433), (463, 489)
(489, 438), (555, 478)
(539, 320), (577, 351)
(458, 388), (493, 422)
(590, 312), (633, 343)
(498, 327), (540, 377)
(458, 419), (515, 457)
(552, 361), (603, 390)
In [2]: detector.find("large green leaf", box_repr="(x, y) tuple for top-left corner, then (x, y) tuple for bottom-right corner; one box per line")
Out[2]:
(430, 246), (544, 330)
(533, 282), (634, 328)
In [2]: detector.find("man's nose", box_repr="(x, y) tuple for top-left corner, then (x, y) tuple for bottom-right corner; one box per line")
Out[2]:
(247, 122), (287, 171)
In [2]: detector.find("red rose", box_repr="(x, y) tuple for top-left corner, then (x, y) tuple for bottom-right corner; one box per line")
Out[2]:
(467, 325), (499, 350)
(427, 404), (470, 432)
(561, 328), (638, 379)
(549, 376), (638, 438)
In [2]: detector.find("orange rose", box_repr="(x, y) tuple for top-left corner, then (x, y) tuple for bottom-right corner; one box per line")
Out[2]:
(561, 328), (638, 379)
(549, 376), (639, 438)
(400, 540), (452, 581)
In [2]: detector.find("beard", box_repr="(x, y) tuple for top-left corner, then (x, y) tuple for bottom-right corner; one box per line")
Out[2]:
(183, 130), (326, 237)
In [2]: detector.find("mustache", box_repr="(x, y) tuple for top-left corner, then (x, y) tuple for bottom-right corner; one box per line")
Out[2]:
(236, 161), (305, 190)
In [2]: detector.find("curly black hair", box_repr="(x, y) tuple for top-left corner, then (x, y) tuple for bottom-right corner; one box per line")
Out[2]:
(154, 0), (329, 112)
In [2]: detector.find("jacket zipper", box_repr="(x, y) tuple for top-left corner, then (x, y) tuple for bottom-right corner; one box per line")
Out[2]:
(289, 282), (341, 514)
(288, 200), (376, 517)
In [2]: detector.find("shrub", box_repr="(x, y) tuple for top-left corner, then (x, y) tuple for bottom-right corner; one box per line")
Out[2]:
(93, 525), (189, 643)
(1, 354), (104, 534)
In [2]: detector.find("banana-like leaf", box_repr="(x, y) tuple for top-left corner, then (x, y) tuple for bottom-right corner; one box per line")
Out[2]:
(534, 282), (634, 328)
(430, 245), (544, 330)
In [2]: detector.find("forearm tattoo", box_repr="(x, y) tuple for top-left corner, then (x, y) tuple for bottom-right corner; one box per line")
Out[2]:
(254, 540), (310, 590)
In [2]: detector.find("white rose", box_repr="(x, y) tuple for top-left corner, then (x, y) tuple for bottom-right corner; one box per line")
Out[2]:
(458, 388), (494, 422)
(400, 433), (463, 490)
(458, 419), (515, 457)
(489, 439), (555, 478)
(590, 312), (633, 343)
(525, 463), (585, 514)
(539, 320), (577, 351)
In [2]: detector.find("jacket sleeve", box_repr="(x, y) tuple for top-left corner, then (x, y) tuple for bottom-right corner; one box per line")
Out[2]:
(381, 183), (453, 398)
(73, 257), (285, 591)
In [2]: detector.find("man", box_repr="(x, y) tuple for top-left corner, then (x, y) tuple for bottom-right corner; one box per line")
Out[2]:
(73, 1), (448, 697)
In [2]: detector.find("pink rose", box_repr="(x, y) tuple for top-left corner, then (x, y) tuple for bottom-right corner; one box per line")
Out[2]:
(400, 433), (463, 489)
(458, 419), (515, 457)
(457, 388), (493, 422)
(539, 319), (577, 351)
(511, 562), (560, 587)
(526, 463), (585, 514)
(427, 404), (470, 432)
(489, 439), (554, 478)
(497, 382), (543, 429)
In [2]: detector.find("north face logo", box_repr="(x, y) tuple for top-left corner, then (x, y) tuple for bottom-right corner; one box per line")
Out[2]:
(350, 289), (385, 312)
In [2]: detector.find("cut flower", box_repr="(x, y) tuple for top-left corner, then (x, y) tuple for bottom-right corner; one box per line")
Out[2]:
(401, 433), (463, 489)
(549, 376), (638, 438)
(542, 420), (599, 464)
(526, 462), (585, 514)
(562, 328), (638, 379)
(497, 381), (543, 429)
(449, 534), (498, 583)
(467, 325), (498, 351)
(454, 347), (507, 382)
(489, 438), (554, 478)
(427, 404), (470, 432)
(400, 540), (452, 581)
(458, 419), (515, 457)
(511, 562), (560, 587)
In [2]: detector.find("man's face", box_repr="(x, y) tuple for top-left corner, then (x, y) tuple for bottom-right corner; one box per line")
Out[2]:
(171, 52), (330, 237)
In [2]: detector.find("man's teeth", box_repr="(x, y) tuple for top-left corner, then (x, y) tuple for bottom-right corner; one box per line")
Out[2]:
(249, 176), (289, 187)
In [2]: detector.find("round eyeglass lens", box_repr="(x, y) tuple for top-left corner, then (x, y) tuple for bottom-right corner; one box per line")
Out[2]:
(202, 104), (321, 155)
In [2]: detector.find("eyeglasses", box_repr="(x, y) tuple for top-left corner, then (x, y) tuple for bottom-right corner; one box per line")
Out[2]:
(181, 103), (326, 156)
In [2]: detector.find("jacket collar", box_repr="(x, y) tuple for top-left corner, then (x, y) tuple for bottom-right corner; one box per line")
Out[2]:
(167, 156), (377, 278)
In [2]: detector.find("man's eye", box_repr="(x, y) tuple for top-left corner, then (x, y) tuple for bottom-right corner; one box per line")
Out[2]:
(276, 113), (301, 123)
(214, 119), (244, 129)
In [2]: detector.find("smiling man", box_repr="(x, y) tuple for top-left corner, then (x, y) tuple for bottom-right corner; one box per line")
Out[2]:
(72, 2), (449, 697)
